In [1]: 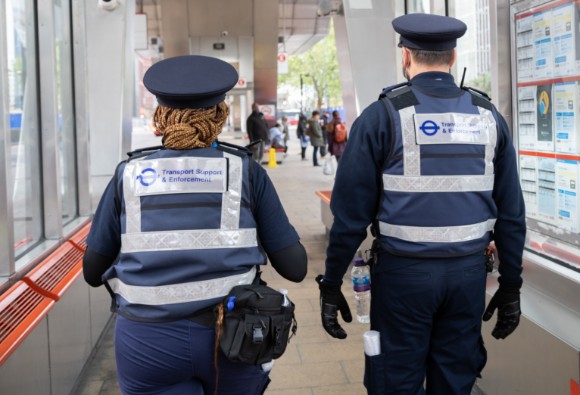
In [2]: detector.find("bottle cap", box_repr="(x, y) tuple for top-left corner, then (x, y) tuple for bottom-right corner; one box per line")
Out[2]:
(354, 258), (366, 266)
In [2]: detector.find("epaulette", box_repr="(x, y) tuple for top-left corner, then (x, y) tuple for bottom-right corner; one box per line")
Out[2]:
(462, 86), (493, 111)
(462, 86), (491, 101)
(379, 82), (419, 111)
(126, 145), (164, 161)
(378, 82), (411, 99)
(216, 140), (251, 157)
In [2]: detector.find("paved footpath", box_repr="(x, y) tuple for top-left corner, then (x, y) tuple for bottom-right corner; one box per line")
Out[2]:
(74, 129), (369, 395)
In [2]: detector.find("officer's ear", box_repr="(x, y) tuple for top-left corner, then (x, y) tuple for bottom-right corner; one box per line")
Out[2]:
(402, 47), (411, 68)
(449, 49), (457, 68)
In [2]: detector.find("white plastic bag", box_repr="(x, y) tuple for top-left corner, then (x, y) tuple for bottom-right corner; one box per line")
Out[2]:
(323, 156), (334, 176)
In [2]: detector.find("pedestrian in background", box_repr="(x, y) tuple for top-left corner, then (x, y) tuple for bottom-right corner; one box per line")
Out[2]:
(326, 110), (347, 163)
(297, 113), (309, 161)
(83, 55), (307, 395)
(316, 13), (525, 395)
(307, 110), (324, 167)
(246, 102), (270, 163)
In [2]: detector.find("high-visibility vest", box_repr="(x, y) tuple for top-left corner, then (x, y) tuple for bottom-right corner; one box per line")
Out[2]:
(104, 147), (264, 321)
(377, 85), (499, 257)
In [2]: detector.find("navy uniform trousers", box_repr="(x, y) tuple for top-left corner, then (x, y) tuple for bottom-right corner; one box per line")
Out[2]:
(365, 251), (487, 395)
(115, 316), (270, 395)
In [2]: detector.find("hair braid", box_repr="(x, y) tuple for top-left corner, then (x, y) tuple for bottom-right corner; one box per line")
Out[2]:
(152, 101), (229, 149)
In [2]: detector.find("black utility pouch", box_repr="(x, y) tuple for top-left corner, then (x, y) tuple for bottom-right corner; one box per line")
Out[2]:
(217, 285), (297, 365)
(364, 353), (386, 395)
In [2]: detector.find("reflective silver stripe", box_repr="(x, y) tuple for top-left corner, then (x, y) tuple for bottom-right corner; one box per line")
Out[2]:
(379, 219), (496, 243)
(109, 266), (256, 305)
(221, 153), (242, 230)
(122, 153), (247, 250)
(123, 161), (142, 234)
(383, 174), (494, 192)
(121, 228), (258, 253)
(478, 106), (497, 176)
(400, 106), (420, 177)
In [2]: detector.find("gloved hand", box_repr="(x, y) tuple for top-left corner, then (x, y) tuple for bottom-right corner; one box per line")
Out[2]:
(315, 275), (352, 339)
(482, 285), (521, 339)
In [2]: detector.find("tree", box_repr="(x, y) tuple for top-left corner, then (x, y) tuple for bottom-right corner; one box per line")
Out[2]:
(467, 72), (492, 97)
(278, 21), (342, 111)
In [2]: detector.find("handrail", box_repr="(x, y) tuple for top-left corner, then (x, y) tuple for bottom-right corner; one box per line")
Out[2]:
(0, 222), (90, 365)
(315, 190), (332, 204)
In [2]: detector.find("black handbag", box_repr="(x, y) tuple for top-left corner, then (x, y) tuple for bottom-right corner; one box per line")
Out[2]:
(216, 284), (297, 365)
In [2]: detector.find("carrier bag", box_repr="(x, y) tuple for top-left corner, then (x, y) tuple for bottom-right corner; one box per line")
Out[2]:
(216, 284), (297, 365)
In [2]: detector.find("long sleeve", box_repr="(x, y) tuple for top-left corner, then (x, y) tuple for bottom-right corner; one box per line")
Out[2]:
(324, 102), (391, 284)
(492, 114), (526, 288)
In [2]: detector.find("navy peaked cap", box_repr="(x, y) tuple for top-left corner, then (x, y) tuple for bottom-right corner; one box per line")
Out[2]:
(143, 55), (238, 109)
(392, 13), (467, 51)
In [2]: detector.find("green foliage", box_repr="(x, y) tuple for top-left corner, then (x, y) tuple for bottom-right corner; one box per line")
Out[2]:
(278, 22), (342, 110)
(467, 72), (492, 97)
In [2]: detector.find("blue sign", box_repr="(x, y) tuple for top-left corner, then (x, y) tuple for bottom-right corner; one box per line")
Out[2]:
(419, 120), (440, 136)
(136, 168), (158, 186)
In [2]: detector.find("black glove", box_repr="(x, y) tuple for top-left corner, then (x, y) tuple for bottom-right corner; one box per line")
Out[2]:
(482, 285), (521, 339)
(315, 275), (352, 339)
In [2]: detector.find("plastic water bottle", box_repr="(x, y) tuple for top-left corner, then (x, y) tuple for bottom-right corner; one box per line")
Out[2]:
(351, 258), (371, 323)
(261, 359), (274, 372)
(279, 288), (291, 307)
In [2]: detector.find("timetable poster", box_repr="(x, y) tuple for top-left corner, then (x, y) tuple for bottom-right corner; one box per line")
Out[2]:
(552, 2), (575, 77)
(533, 9), (553, 79)
(553, 81), (577, 153)
(536, 84), (554, 151)
(520, 155), (539, 219)
(556, 159), (579, 233)
(537, 157), (557, 221)
(517, 86), (537, 149)
(577, 2), (580, 71)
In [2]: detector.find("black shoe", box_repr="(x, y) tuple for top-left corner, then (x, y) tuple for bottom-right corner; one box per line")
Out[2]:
(313, 164), (321, 167)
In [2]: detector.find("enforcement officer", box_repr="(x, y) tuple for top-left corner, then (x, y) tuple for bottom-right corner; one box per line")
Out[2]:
(83, 55), (307, 395)
(316, 13), (526, 395)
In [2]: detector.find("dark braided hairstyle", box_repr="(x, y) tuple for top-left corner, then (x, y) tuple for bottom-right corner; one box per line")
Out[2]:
(152, 101), (229, 149)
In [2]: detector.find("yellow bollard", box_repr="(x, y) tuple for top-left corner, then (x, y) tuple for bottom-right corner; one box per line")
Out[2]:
(268, 148), (278, 168)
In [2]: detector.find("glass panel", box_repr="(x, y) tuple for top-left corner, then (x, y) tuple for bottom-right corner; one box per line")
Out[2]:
(407, 0), (430, 13)
(6, 0), (43, 257)
(54, 0), (78, 224)
(513, 0), (580, 271)
(452, 0), (492, 97)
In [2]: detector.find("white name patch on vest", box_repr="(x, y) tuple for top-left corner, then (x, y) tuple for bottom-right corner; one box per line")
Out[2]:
(131, 157), (228, 196)
(414, 113), (491, 145)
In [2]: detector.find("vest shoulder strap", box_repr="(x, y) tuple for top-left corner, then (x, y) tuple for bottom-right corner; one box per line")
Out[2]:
(462, 87), (493, 111)
(113, 160), (127, 215)
(379, 83), (419, 111)
(126, 145), (164, 162)
(216, 140), (250, 158)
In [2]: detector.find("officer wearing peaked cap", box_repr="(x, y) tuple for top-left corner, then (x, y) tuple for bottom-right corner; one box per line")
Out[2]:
(83, 55), (307, 395)
(316, 13), (526, 394)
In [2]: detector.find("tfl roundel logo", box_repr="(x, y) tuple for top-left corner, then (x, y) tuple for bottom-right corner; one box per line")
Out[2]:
(136, 168), (158, 187)
(419, 120), (440, 136)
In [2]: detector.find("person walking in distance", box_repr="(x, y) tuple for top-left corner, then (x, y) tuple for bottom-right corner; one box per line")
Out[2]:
(316, 13), (526, 395)
(327, 110), (347, 163)
(246, 103), (270, 163)
(307, 110), (324, 166)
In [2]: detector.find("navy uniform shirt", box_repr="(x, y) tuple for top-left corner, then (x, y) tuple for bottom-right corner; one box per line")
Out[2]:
(87, 148), (300, 260)
(325, 71), (526, 288)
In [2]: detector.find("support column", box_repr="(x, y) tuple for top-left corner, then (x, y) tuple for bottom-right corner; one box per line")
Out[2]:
(85, 1), (135, 204)
(337, 0), (399, 114)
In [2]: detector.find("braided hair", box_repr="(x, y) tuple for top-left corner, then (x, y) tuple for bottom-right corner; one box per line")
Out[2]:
(152, 101), (229, 149)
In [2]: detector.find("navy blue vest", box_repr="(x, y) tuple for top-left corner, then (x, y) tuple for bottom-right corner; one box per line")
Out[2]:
(378, 85), (499, 257)
(103, 147), (265, 321)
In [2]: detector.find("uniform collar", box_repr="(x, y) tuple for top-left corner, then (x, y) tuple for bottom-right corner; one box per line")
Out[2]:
(409, 71), (460, 96)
